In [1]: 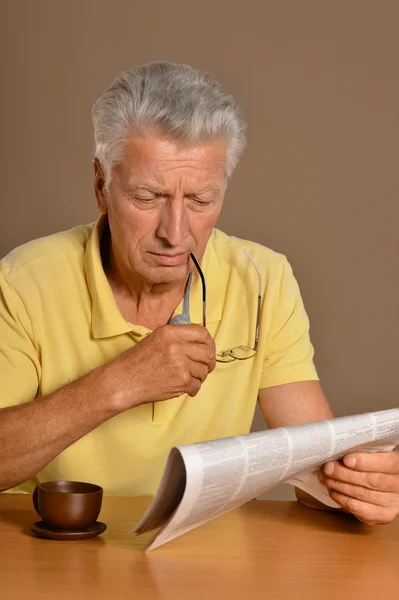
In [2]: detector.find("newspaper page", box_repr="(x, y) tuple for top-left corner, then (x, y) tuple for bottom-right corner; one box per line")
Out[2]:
(133, 408), (399, 551)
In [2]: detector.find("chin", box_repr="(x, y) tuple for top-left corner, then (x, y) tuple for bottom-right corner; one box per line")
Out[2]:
(146, 263), (189, 284)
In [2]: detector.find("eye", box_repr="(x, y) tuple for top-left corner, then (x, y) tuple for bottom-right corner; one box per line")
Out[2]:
(188, 194), (210, 204)
(131, 192), (161, 203)
(188, 196), (213, 210)
(135, 195), (156, 202)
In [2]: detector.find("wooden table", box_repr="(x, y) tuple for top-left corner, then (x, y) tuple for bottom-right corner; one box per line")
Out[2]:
(1, 494), (398, 599)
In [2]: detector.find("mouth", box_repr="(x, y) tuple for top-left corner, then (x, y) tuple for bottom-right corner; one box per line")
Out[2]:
(148, 252), (189, 266)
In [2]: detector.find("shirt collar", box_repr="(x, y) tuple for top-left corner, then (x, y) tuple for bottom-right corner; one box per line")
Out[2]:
(85, 216), (137, 339)
(84, 215), (223, 340)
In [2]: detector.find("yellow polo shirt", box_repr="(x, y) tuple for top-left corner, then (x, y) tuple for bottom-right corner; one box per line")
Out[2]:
(0, 216), (318, 495)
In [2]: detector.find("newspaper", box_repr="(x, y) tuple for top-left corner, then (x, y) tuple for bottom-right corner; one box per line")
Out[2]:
(132, 408), (399, 551)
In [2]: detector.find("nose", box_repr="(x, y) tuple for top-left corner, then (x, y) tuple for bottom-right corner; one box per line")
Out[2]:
(156, 197), (188, 248)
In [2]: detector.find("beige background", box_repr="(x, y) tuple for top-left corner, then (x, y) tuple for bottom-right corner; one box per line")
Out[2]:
(1, 1), (398, 499)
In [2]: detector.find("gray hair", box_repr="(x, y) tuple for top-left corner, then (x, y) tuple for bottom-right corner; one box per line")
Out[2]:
(91, 61), (246, 190)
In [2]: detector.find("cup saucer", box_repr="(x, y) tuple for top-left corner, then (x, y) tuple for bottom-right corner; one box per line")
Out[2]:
(29, 520), (107, 540)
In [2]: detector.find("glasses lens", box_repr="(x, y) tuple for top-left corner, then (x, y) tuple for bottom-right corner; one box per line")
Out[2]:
(216, 345), (257, 362)
(231, 345), (257, 360)
(216, 351), (236, 363)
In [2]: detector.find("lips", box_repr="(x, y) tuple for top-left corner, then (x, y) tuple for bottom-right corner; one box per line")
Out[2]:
(149, 252), (189, 266)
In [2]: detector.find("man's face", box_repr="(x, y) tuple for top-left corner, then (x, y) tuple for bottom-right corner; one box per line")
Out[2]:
(95, 134), (226, 285)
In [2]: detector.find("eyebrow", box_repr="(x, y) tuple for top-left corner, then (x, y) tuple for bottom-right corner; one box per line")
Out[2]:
(132, 185), (219, 195)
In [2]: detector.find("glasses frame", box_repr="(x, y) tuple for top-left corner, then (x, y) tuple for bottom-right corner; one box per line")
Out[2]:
(189, 249), (262, 363)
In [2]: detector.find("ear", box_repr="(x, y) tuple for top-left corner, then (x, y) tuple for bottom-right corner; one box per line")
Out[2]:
(93, 159), (108, 214)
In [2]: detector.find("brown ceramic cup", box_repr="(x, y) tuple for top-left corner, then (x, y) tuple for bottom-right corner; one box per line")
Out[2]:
(32, 480), (103, 531)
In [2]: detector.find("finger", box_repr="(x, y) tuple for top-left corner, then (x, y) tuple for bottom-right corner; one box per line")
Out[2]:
(169, 324), (215, 345)
(319, 473), (397, 507)
(342, 450), (399, 474)
(186, 378), (202, 398)
(168, 326), (216, 369)
(186, 342), (216, 371)
(184, 364), (204, 398)
(327, 490), (398, 525)
(322, 460), (399, 493)
(188, 359), (209, 385)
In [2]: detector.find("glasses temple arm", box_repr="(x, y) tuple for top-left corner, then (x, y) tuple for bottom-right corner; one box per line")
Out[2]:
(189, 252), (207, 327)
(243, 248), (262, 351)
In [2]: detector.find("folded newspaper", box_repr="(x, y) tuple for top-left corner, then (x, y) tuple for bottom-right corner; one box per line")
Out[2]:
(132, 408), (399, 551)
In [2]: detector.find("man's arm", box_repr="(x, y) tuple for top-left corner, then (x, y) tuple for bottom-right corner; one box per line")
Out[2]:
(0, 324), (215, 492)
(258, 380), (334, 428)
(0, 366), (119, 492)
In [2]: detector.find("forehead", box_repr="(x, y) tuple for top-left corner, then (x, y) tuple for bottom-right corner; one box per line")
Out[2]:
(117, 134), (226, 187)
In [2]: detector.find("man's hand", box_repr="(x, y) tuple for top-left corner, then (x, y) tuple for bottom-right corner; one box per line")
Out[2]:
(318, 450), (399, 524)
(104, 324), (216, 410)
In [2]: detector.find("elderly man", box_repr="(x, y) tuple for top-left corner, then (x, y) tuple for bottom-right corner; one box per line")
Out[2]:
(0, 62), (398, 525)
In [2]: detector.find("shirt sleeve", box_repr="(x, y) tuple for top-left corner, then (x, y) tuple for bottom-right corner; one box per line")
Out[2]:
(259, 257), (319, 389)
(0, 269), (40, 407)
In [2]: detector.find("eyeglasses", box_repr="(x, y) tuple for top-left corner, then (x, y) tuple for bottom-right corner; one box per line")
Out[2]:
(189, 249), (262, 363)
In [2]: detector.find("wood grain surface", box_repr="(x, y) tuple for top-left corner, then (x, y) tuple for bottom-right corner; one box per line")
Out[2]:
(1, 494), (398, 599)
